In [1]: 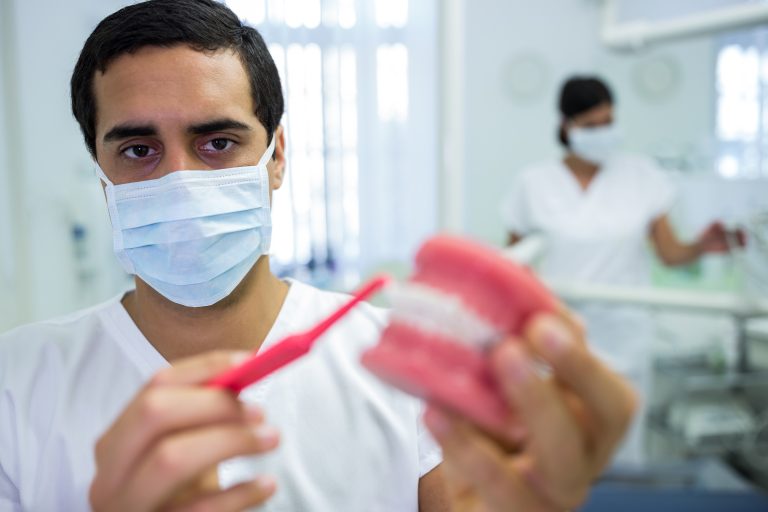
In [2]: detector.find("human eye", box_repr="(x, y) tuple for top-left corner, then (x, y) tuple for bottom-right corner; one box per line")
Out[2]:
(120, 144), (159, 160)
(200, 138), (237, 153)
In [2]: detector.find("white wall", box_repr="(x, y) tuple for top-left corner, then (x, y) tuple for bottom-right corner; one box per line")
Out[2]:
(0, 0), (18, 332)
(461, 0), (718, 244)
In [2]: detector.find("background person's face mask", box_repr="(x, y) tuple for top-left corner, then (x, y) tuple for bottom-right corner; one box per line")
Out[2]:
(568, 124), (622, 165)
(97, 137), (276, 307)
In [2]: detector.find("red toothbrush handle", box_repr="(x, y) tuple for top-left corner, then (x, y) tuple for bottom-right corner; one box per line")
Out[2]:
(207, 336), (309, 393)
(207, 275), (390, 393)
(307, 275), (390, 338)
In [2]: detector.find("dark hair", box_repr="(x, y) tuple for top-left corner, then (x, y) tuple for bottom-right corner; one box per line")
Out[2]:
(71, 0), (284, 159)
(557, 76), (613, 146)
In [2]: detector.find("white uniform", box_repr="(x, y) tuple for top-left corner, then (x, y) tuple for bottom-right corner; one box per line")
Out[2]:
(0, 279), (441, 511)
(501, 153), (675, 466)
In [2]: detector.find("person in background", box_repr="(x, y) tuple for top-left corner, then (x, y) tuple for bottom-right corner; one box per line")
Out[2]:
(501, 75), (743, 467)
(0, 4), (635, 510)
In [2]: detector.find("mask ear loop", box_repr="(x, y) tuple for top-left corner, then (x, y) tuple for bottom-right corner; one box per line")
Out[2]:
(258, 135), (277, 168)
(95, 166), (135, 274)
(258, 135), (277, 255)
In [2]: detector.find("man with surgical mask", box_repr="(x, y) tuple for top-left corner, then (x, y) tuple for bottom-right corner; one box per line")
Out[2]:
(0, 5), (636, 511)
(501, 76), (742, 468)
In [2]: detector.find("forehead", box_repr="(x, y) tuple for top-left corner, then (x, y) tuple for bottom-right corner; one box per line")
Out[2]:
(572, 102), (613, 123)
(93, 45), (254, 133)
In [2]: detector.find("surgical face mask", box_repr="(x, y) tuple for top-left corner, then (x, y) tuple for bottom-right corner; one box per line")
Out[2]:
(97, 137), (275, 307)
(568, 124), (622, 165)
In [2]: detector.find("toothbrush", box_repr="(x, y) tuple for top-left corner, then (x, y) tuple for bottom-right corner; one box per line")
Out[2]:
(208, 275), (390, 393)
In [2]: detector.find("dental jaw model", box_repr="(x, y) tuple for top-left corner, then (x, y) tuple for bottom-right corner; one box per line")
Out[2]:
(362, 235), (557, 434)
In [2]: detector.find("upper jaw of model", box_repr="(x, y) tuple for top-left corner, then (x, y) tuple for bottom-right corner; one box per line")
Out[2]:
(386, 281), (503, 350)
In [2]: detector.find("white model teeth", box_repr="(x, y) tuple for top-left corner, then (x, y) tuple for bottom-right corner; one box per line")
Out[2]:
(385, 281), (503, 350)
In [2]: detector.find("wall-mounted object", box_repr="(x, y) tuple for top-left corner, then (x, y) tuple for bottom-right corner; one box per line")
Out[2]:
(631, 54), (681, 101)
(602, 0), (768, 50)
(500, 52), (550, 102)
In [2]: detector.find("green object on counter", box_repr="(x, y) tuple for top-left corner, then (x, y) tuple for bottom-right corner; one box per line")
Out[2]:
(651, 256), (742, 293)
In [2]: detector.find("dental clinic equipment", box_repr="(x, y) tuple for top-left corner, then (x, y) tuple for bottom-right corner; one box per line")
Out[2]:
(208, 275), (390, 393)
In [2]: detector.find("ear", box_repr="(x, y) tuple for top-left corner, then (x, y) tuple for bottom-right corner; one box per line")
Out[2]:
(268, 124), (286, 191)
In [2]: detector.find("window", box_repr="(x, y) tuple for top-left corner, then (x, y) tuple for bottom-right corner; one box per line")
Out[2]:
(715, 28), (768, 179)
(225, 0), (438, 288)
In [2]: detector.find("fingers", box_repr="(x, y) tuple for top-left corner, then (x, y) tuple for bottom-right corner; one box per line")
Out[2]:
(90, 350), (267, 510)
(94, 385), (258, 496)
(152, 350), (252, 386)
(424, 406), (547, 512)
(522, 314), (637, 469)
(490, 342), (589, 508)
(169, 477), (277, 512)
(118, 422), (279, 511)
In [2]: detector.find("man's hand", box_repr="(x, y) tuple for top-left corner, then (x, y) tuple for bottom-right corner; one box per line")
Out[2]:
(89, 351), (280, 512)
(424, 309), (637, 512)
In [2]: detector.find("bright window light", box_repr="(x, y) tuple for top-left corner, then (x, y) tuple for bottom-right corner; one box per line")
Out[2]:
(375, 0), (408, 28)
(226, 0), (266, 25)
(715, 30), (768, 179)
(224, 0), (434, 285)
(376, 44), (409, 123)
(718, 155), (740, 179)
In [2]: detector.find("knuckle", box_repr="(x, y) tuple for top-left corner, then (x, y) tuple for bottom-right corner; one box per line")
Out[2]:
(242, 427), (271, 453)
(137, 390), (168, 429)
(184, 501), (217, 512)
(570, 314), (588, 343)
(205, 351), (234, 373)
(148, 370), (172, 387)
(152, 441), (185, 475)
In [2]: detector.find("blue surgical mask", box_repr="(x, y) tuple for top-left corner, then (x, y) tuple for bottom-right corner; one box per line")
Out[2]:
(97, 137), (275, 307)
(569, 124), (622, 165)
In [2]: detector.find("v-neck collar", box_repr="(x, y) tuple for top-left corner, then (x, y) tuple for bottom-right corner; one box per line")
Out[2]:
(559, 159), (608, 198)
(104, 279), (300, 378)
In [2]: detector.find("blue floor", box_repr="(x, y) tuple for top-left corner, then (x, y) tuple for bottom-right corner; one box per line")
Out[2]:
(579, 485), (768, 512)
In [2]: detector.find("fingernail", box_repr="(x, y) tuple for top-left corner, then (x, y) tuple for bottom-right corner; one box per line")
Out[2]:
(543, 320), (572, 354)
(424, 408), (452, 438)
(252, 424), (280, 445)
(244, 402), (264, 421)
(502, 346), (532, 384)
(231, 351), (251, 366)
(254, 474), (277, 493)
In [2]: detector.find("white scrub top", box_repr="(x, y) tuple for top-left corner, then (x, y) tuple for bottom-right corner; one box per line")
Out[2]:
(501, 153), (675, 289)
(501, 153), (675, 466)
(0, 279), (441, 512)
(500, 152), (676, 362)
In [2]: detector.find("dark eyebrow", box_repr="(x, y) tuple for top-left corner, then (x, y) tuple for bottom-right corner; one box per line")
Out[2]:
(103, 124), (157, 143)
(102, 119), (252, 144)
(188, 119), (252, 135)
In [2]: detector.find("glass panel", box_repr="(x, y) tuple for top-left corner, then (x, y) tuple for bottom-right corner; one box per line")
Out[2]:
(285, 0), (304, 28)
(304, 0), (322, 28)
(375, 0), (408, 28)
(338, 0), (356, 28)
(717, 44), (759, 141)
(268, 0), (286, 24)
(376, 44), (409, 122)
(717, 155), (740, 179)
(226, 0), (266, 25)
(339, 47), (359, 265)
